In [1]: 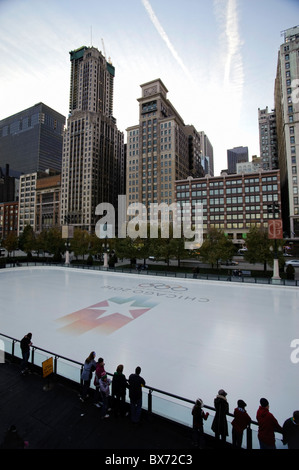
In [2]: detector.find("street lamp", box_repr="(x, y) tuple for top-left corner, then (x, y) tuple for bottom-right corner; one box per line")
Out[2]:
(267, 202), (282, 281)
(102, 236), (109, 268)
(65, 240), (70, 266)
(62, 215), (74, 267)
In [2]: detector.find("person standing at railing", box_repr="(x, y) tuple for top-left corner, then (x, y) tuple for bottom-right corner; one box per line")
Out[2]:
(282, 411), (299, 449)
(128, 366), (146, 424)
(80, 351), (97, 402)
(112, 364), (129, 417)
(256, 398), (283, 449)
(99, 372), (111, 419)
(94, 358), (106, 407)
(191, 398), (209, 448)
(211, 389), (229, 446)
(231, 400), (251, 448)
(20, 332), (32, 375)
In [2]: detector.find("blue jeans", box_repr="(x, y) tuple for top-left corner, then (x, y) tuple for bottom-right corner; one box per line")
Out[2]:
(21, 351), (30, 371)
(130, 398), (142, 423)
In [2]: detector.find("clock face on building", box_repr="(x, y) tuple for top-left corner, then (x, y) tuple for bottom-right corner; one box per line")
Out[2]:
(144, 86), (157, 97)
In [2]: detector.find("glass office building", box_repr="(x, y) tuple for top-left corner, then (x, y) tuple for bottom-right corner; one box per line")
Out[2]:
(0, 103), (65, 174)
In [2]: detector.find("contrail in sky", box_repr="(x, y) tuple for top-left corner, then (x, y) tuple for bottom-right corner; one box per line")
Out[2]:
(213, 0), (244, 89)
(141, 0), (193, 80)
(223, 0), (244, 88)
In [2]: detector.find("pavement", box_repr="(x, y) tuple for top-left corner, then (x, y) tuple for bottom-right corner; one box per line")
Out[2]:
(0, 358), (217, 454)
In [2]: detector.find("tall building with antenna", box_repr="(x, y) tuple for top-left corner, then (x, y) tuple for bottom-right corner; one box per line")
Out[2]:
(61, 46), (124, 232)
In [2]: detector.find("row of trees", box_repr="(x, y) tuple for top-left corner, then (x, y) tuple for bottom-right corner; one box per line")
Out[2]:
(1, 224), (287, 270)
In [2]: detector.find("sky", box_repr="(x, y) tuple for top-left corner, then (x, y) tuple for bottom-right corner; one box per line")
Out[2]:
(0, 0), (298, 176)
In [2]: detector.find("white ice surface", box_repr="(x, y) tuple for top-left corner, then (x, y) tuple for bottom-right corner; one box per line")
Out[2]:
(0, 266), (298, 426)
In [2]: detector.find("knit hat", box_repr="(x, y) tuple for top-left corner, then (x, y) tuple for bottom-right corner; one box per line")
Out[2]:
(237, 399), (247, 408)
(260, 398), (269, 407)
(196, 398), (203, 407)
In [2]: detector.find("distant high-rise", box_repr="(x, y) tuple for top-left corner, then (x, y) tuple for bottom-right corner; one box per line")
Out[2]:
(0, 103), (65, 174)
(227, 146), (249, 174)
(61, 46), (124, 232)
(126, 79), (192, 216)
(198, 131), (214, 176)
(275, 26), (299, 238)
(258, 107), (278, 170)
(185, 125), (205, 178)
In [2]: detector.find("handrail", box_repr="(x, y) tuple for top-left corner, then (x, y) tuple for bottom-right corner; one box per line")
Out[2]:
(1, 331), (285, 450)
(2, 261), (298, 287)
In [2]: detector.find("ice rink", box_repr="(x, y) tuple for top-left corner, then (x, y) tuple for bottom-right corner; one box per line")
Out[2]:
(1, 266), (298, 426)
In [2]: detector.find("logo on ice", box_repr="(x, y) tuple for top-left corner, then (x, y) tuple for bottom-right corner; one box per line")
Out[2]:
(95, 196), (203, 250)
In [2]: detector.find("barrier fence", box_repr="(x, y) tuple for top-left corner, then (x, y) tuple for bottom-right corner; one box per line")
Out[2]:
(0, 332), (285, 449)
(2, 260), (298, 286)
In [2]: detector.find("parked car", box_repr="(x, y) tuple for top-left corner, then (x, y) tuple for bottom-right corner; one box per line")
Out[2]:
(219, 259), (238, 266)
(285, 259), (299, 267)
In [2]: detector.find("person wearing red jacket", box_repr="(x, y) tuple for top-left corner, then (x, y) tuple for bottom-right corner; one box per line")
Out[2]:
(231, 400), (251, 448)
(256, 398), (283, 449)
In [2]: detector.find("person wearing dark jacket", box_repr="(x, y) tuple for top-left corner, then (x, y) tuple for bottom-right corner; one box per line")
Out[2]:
(211, 389), (229, 446)
(282, 411), (299, 449)
(112, 364), (128, 417)
(256, 398), (283, 449)
(231, 400), (251, 448)
(20, 332), (32, 374)
(192, 398), (209, 448)
(128, 366), (145, 423)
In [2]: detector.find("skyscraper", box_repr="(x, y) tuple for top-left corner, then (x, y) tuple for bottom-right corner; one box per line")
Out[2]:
(275, 26), (299, 238)
(227, 146), (249, 174)
(198, 131), (214, 176)
(0, 103), (65, 174)
(126, 79), (193, 219)
(61, 46), (124, 232)
(258, 107), (278, 170)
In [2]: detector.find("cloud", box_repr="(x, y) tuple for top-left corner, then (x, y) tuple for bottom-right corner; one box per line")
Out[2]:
(141, 0), (193, 81)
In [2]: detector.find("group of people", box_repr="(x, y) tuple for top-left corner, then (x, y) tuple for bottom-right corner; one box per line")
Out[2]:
(19, 335), (299, 449)
(192, 389), (299, 449)
(80, 351), (145, 423)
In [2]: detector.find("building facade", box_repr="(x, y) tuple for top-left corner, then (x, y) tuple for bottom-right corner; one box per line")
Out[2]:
(35, 173), (61, 233)
(0, 201), (18, 240)
(258, 107), (278, 170)
(185, 125), (205, 179)
(18, 173), (38, 235)
(126, 79), (199, 220)
(274, 26), (299, 239)
(175, 170), (281, 244)
(60, 46), (124, 232)
(0, 103), (65, 174)
(198, 131), (214, 176)
(227, 146), (249, 174)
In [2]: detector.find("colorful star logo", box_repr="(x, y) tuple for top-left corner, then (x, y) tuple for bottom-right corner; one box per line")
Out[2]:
(57, 296), (158, 335)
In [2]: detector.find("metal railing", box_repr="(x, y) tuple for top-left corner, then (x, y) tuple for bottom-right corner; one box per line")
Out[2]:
(2, 260), (299, 287)
(0, 332), (285, 449)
